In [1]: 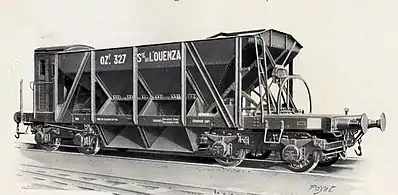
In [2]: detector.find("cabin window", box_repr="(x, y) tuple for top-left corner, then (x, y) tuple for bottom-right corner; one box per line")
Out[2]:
(39, 60), (46, 76)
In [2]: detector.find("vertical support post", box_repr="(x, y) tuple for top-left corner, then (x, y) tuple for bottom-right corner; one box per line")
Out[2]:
(44, 59), (50, 112)
(288, 61), (293, 99)
(54, 53), (58, 121)
(234, 37), (243, 128)
(20, 79), (23, 122)
(33, 83), (36, 119)
(181, 43), (187, 126)
(91, 50), (96, 123)
(132, 46), (138, 124)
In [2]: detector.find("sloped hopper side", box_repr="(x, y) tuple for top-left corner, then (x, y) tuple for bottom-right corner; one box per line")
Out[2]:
(219, 29), (303, 97)
(245, 29), (303, 91)
(262, 29), (303, 52)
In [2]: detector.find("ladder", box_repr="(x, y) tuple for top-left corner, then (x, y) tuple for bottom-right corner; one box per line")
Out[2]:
(254, 34), (284, 144)
(253, 35), (271, 120)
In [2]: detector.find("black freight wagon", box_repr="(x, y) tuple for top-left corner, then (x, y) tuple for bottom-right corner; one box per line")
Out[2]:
(13, 29), (386, 172)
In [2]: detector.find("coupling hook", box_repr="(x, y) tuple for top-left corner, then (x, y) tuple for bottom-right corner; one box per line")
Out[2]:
(354, 139), (362, 156)
(14, 123), (20, 139)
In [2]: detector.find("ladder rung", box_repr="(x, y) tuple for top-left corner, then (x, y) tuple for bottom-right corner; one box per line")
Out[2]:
(241, 67), (250, 71)
(242, 107), (256, 110)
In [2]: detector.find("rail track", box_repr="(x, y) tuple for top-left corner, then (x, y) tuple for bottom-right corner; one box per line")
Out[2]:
(18, 164), (259, 195)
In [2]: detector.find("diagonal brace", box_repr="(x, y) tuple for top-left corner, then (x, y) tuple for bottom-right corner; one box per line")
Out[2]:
(57, 52), (90, 121)
(185, 42), (235, 128)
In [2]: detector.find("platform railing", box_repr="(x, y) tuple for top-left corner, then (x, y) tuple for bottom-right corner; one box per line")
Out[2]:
(30, 80), (55, 119)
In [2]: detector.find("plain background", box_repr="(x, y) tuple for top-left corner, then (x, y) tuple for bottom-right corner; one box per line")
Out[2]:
(1, 0), (397, 194)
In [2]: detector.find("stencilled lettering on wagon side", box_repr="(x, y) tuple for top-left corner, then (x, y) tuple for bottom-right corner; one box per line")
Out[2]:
(136, 43), (182, 67)
(137, 49), (181, 63)
(95, 47), (133, 70)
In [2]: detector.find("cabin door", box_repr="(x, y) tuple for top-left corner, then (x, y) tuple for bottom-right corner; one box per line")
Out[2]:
(35, 54), (54, 113)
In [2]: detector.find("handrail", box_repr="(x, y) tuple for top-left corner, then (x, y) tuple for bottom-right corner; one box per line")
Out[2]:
(276, 75), (312, 115)
(253, 34), (271, 121)
(254, 35), (264, 120)
(207, 29), (266, 39)
(30, 81), (54, 90)
(259, 35), (271, 115)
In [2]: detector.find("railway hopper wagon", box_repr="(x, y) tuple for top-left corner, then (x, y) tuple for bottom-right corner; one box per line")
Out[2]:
(13, 29), (386, 172)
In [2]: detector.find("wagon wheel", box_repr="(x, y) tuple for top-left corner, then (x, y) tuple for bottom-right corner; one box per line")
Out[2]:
(38, 137), (62, 152)
(318, 153), (340, 167)
(285, 151), (321, 173)
(78, 136), (101, 155)
(245, 150), (272, 160)
(215, 149), (247, 167)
